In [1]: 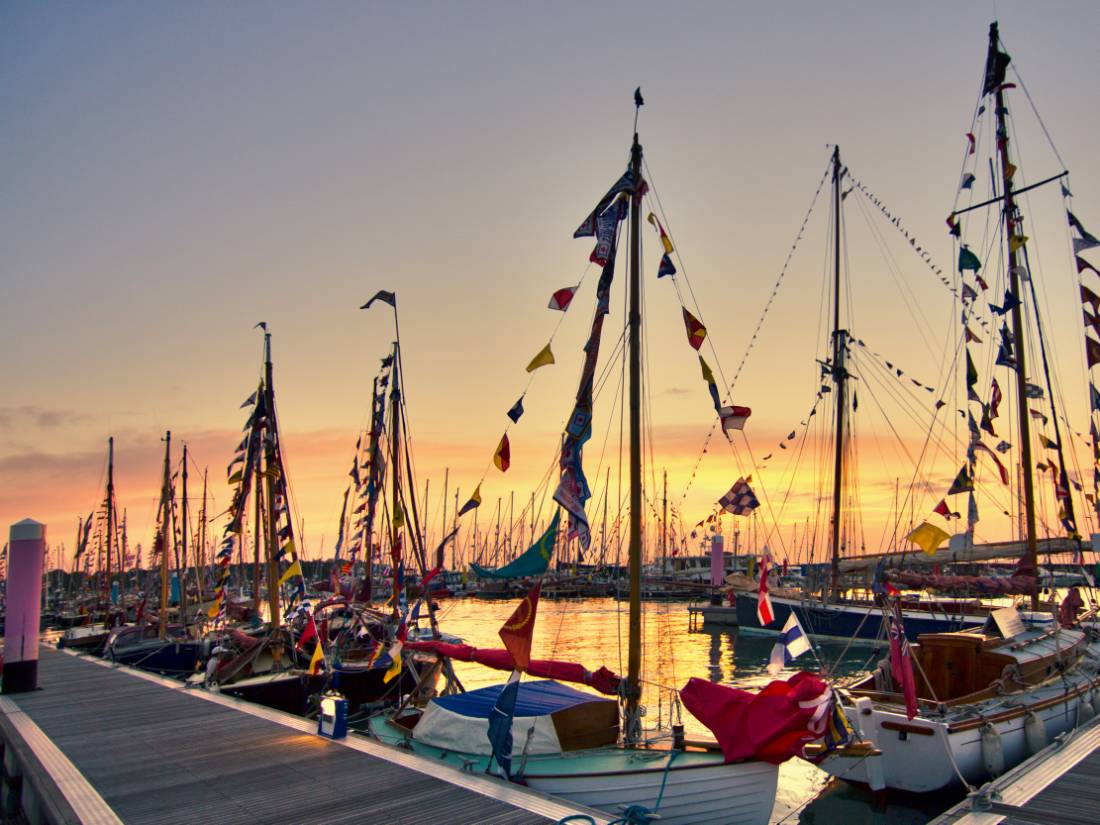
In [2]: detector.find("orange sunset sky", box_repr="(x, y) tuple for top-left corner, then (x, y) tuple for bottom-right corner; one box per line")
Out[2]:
(4, 3), (1100, 566)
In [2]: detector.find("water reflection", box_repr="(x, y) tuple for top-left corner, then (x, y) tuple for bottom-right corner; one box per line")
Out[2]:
(415, 597), (957, 823)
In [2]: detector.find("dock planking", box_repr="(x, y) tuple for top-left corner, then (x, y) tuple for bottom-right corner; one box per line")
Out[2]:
(2, 646), (608, 824)
(933, 712), (1100, 825)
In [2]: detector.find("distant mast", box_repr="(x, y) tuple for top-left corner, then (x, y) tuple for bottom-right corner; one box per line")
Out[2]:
(158, 431), (172, 639)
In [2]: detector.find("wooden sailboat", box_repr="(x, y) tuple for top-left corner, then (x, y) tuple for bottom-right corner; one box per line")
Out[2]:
(361, 94), (861, 825)
(817, 21), (1100, 794)
(105, 430), (205, 675)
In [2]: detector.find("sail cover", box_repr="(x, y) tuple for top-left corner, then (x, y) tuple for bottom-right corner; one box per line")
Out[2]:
(413, 679), (617, 756)
(470, 510), (560, 579)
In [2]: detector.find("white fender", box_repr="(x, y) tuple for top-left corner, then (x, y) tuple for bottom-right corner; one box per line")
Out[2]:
(981, 722), (1004, 778)
(1024, 711), (1046, 756)
(1079, 691), (1096, 724)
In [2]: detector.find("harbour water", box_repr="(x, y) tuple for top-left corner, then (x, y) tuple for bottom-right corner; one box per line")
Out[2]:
(417, 596), (964, 823)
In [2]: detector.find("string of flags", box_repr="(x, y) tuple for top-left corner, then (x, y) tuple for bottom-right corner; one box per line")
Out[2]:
(678, 156), (834, 509)
(847, 176), (955, 298)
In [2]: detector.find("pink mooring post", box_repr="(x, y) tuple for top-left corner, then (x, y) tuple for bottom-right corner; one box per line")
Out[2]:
(4, 519), (45, 693)
(710, 534), (725, 587)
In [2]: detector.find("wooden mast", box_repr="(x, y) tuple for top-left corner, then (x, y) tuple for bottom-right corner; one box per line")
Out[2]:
(198, 470), (208, 594)
(104, 436), (114, 608)
(389, 340), (402, 619)
(828, 145), (848, 602)
(262, 330), (281, 628)
(989, 22), (1039, 609)
(252, 414), (263, 617)
(625, 119), (644, 741)
(179, 443), (190, 627)
(158, 431), (172, 639)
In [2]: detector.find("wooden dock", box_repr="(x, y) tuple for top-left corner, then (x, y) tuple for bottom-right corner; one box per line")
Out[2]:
(932, 712), (1100, 825)
(0, 646), (609, 824)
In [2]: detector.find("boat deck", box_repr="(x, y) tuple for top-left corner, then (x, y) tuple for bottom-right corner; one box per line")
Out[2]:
(0, 646), (608, 824)
(932, 712), (1100, 825)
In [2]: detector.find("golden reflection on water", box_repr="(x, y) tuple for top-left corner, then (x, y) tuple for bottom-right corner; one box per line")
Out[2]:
(427, 596), (921, 823)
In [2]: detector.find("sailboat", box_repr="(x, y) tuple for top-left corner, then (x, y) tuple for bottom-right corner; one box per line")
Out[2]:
(365, 93), (851, 825)
(59, 436), (126, 652)
(105, 430), (205, 676)
(815, 21), (1100, 794)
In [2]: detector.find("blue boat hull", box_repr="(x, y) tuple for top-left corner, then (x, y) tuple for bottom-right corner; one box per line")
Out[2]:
(108, 639), (205, 676)
(734, 593), (985, 642)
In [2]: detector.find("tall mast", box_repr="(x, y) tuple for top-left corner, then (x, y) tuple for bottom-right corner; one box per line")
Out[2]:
(389, 340), (402, 619)
(262, 330), (281, 627)
(159, 431), (172, 639)
(252, 430), (263, 617)
(198, 470), (208, 591)
(438, 467), (449, 570)
(625, 123), (644, 740)
(104, 436), (114, 607)
(828, 145), (848, 602)
(661, 469), (668, 575)
(989, 22), (1039, 609)
(180, 444), (190, 627)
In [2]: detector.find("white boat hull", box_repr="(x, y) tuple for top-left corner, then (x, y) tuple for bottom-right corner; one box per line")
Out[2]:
(526, 757), (779, 825)
(818, 680), (1100, 793)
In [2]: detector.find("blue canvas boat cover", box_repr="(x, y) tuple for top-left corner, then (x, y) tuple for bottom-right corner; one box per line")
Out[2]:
(432, 679), (600, 718)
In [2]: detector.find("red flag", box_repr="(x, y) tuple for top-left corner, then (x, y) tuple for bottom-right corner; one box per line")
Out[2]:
(757, 552), (775, 626)
(682, 307), (707, 351)
(296, 615), (319, 651)
(493, 433), (511, 472)
(932, 499), (958, 520)
(548, 286), (578, 312)
(499, 582), (541, 671)
(887, 601), (919, 720)
(990, 378), (1002, 418)
(679, 673), (833, 764)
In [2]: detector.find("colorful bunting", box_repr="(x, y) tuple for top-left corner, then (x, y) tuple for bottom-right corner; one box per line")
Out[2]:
(958, 245), (981, 273)
(458, 484), (482, 516)
(718, 477), (760, 516)
(548, 286), (578, 312)
(947, 465), (974, 495)
(699, 356), (722, 413)
(719, 405), (752, 434)
(493, 433), (511, 472)
(646, 213), (674, 253)
(907, 522), (950, 555)
(1088, 335), (1100, 369)
(682, 308), (707, 351)
(506, 396), (525, 423)
(658, 253), (677, 278)
(525, 342), (555, 372)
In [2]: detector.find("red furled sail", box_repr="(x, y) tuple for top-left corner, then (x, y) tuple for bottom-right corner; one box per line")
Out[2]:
(403, 640), (621, 695)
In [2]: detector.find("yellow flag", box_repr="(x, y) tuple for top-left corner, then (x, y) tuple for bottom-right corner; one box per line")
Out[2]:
(526, 342), (555, 372)
(227, 469), (243, 484)
(1005, 162), (1017, 180)
(206, 595), (223, 618)
(1009, 235), (1028, 253)
(392, 502), (404, 530)
(383, 642), (403, 683)
(309, 638), (325, 675)
(277, 558), (303, 586)
(906, 521), (950, 555)
(699, 355), (716, 384)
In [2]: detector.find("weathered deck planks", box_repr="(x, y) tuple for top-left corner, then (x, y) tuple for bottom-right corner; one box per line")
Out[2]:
(932, 712), (1100, 825)
(2, 647), (607, 824)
